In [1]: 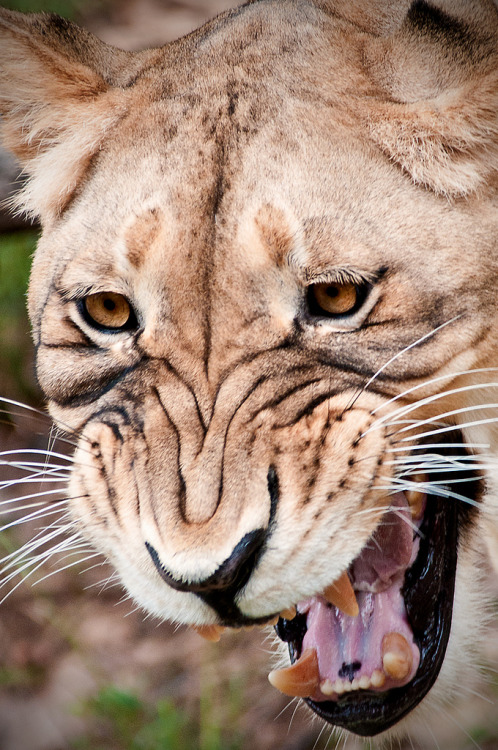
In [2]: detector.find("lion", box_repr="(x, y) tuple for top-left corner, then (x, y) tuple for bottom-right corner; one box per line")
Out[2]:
(0, 0), (497, 742)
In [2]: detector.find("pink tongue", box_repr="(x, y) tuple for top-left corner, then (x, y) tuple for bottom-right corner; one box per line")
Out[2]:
(300, 494), (420, 699)
(351, 493), (415, 593)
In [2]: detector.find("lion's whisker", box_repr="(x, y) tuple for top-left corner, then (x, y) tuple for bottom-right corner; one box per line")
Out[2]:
(0, 523), (76, 569)
(385, 403), (498, 439)
(0, 529), (80, 584)
(346, 316), (462, 412)
(392, 417), (498, 444)
(370, 368), (498, 417)
(0, 448), (74, 463)
(0, 396), (91, 444)
(386, 441), (490, 453)
(0, 503), (70, 534)
(0, 487), (67, 506)
(33, 550), (101, 586)
(0, 500), (66, 515)
(375, 480), (481, 508)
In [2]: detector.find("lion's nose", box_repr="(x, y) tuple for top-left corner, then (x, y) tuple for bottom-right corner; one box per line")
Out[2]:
(145, 466), (280, 624)
(145, 528), (266, 622)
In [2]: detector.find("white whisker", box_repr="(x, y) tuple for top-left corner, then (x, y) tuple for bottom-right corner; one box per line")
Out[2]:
(34, 551), (101, 585)
(0, 500), (65, 515)
(0, 503), (68, 534)
(0, 487), (66, 506)
(0, 448), (74, 463)
(0, 532), (79, 587)
(375, 480), (481, 507)
(371, 368), (498, 416)
(387, 403), (498, 439)
(386, 441), (490, 453)
(0, 476), (69, 489)
(0, 525), (76, 571)
(393, 417), (498, 444)
(346, 316), (462, 412)
(0, 396), (91, 444)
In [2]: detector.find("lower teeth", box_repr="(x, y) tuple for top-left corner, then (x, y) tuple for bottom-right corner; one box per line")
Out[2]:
(319, 669), (386, 697)
(268, 629), (414, 699)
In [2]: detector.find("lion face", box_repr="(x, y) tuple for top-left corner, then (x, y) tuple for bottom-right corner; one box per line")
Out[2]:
(1, 0), (498, 739)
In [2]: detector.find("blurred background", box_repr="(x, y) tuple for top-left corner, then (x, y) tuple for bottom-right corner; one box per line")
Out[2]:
(0, 1), (498, 748)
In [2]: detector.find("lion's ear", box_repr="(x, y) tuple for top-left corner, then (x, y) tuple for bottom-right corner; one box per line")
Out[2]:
(0, 9), (139, 223)
(359, 1), (498, 196)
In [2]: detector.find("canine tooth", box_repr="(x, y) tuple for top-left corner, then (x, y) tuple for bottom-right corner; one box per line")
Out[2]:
(267, 615), (279, 626)
(323, 571), (359, 617)
(359, 675), (371, 690)
(382, 632), (413, 681)
(406, 474), (427, 520)
(371, 670), (385, 688)
(193, 624), (225, 642)
(281, 606), (297, 620)
(268, 648), (320, 697)
(320, 679), (335, 696)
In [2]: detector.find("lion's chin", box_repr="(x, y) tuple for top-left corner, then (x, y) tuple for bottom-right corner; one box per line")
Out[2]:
(274, 437), (481, 737)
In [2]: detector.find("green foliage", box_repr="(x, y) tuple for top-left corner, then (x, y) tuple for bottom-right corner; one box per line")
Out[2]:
(0, 230), (39, 401)
(2, 0), (107, 20)
(0, 663), (46, 689)
(72, 684), (245, 750)
(0, 230), (34, 311)
(133, 699), (196, 750)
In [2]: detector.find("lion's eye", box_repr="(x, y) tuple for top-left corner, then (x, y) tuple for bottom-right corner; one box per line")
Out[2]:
(82, 292), (136, 331)
(307, 281), (364, 318)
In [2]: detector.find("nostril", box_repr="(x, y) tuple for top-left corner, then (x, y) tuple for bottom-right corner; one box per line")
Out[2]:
(204, 528), (266, 593)
(145, 466), (280, 624)
(145, 527), (266, 596)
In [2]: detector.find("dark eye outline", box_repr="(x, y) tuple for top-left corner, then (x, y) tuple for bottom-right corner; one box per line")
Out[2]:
(306, 280), (372, 319)
(78, 292), (139, 333)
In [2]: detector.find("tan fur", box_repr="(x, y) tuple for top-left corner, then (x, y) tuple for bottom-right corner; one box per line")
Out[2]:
(1, 0), (497, 742)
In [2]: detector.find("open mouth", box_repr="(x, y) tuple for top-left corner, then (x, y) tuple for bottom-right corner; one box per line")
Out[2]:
(273, 436), (482, 737)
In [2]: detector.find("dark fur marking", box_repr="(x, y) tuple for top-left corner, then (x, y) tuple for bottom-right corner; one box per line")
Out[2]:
(251, 378), (323, 417)
(152, 387), (188, 524)
(156, 359), (208, 435)
(79, 405), (133, 435)
(105, 479), (121, 523)
(45, 361), (142, 407)
(277, 390), (343, 427)
(408, 0), (490, 63)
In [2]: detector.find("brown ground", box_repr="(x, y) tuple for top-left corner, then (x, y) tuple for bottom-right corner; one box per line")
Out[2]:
(0, 2), (498, 749)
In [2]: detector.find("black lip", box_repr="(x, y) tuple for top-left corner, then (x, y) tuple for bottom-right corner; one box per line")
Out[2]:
(276, 439), (482, 737)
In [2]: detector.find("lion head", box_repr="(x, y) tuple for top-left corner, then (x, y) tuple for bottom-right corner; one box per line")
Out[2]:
(1, 0), (497, 738)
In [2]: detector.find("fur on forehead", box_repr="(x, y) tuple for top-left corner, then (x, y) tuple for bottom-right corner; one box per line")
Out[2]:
(0, 0), (497, 226)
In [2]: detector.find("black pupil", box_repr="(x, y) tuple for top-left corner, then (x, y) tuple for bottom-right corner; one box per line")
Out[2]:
(104, 298), (116, 311)
(326, 285), (340, 298)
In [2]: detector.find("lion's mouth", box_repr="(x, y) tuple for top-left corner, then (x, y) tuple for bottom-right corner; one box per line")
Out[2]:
(273, 439), (481, 737)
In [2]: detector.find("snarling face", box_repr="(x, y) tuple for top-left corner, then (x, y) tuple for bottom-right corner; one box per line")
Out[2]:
(1, 0), (497, 739)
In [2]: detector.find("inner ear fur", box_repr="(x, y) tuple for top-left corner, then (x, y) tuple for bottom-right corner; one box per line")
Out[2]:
(0, 8), (148, 223)
(354, 0), (498, 196)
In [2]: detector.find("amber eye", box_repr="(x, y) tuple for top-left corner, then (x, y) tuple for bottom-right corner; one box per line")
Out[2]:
(82, 292), (135, 331)
(308, 281), (363, 317)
